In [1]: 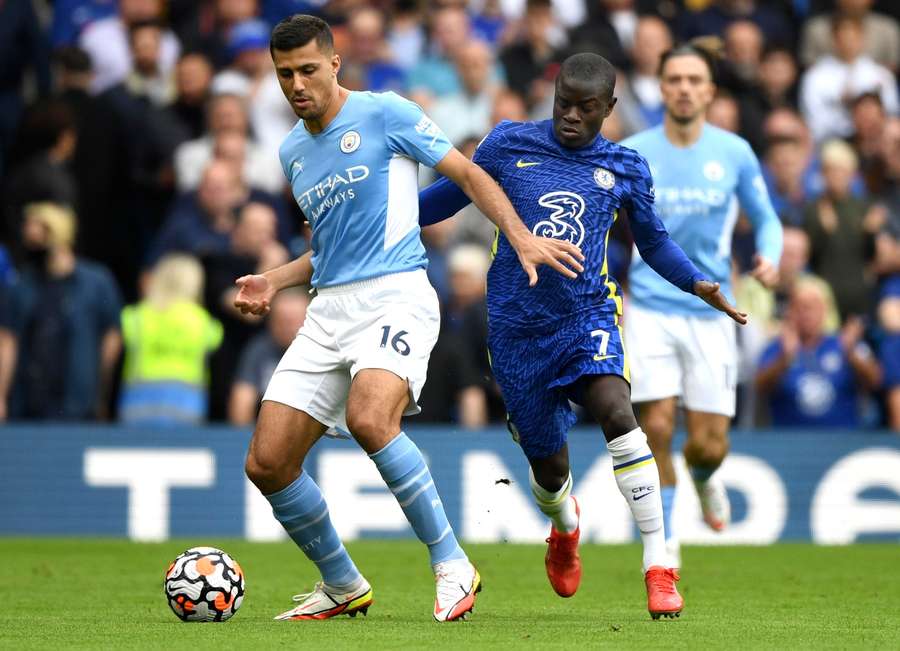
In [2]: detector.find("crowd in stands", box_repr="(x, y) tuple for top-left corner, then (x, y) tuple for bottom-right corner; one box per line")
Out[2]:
(0, 0), (898, 431)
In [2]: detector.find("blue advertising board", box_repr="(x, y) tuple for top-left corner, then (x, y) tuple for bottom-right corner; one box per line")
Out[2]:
(1, 426), (899, 544)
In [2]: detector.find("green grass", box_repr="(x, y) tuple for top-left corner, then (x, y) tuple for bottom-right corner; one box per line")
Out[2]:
(1, 539), (896, 650)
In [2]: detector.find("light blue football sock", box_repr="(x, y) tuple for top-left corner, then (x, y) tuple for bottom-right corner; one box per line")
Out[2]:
(265, 472), (362, 590)
(661, 486), (676, 542)
(370, 432), (467, 567)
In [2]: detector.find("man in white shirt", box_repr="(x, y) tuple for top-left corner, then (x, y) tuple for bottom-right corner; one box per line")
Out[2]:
(800, 14), (898, 143)
(79, 0), (180, 94)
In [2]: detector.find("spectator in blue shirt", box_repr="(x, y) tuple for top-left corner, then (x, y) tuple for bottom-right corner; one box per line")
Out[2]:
(0, 203), (122, 422)
(755, 279), (882, 428)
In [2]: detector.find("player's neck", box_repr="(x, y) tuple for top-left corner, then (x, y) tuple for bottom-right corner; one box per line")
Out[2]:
(305, 86), (350, 134)
(663, 116), (704, 148)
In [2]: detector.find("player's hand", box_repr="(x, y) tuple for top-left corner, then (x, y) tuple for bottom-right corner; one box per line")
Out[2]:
(750, 254), (779, 289)
(513, 233), (585, 286)
(235, 274), (276, 316)
(693, 280), (748, 325)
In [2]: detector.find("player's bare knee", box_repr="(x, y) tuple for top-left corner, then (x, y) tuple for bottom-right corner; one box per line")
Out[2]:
(346, 409), (395, 453)
(245, 447), (299, 493)
(600, 403), (638, 441)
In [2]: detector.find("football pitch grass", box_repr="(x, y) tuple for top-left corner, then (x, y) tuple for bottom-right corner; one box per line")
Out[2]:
(2, 539), (896, 650)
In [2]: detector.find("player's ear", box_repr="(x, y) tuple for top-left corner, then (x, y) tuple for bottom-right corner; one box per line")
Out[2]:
(605, 96), (618, 117)
(331, 53), (341, 77)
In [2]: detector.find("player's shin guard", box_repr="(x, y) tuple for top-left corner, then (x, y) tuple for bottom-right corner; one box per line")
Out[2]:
(266, 472), (363, 590)
(529, 468), (579, 533)
(371, 432), (467, 566)
(607, 428), (667, 571)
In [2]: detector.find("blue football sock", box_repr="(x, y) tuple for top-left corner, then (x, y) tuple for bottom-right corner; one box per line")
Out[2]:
(660, 486), (676, 542)
(266, 472), (362, 589)
(370, 432), (467, 566)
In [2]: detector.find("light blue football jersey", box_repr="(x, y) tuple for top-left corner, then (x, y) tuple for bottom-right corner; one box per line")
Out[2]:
(622, 124), (782, 316)
(279, 91), (453, 287)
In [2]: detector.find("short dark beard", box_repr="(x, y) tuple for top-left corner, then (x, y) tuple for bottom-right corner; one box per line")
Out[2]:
(668, 111), (698, 126)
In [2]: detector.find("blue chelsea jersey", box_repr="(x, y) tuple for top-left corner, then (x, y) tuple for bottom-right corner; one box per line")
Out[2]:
(475, 120), (660, 335)
(622, 124), (782, 316)
(278, 91), (453, 287)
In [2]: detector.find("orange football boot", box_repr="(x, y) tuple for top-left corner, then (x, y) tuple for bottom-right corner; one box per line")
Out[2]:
(645, 566), (683, 619)
(544, 496), (582, 597)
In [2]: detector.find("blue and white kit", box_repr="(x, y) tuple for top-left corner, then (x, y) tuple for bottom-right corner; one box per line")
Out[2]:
(264, 91), (453, 430)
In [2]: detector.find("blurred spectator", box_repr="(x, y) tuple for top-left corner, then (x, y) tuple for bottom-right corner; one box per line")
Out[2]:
(470, 0), (509, 47)
(179, 0), (260, 69)
(849, 92), (889, 193)
(724, 19), (764, 86)
(431, 40), (497, 145)
(677, 0), (791, 46)
(615, 16), (671, 133)
(120, 20), (177, 107)
(0, 0), (51, 180)
(803, 139), (881, 319)
(174, 93), (284, 193)
(119, 254), (223, 425)
(204, 201), (289, 420)
(764, 136), (809, 226)
(211, 19), (296, 151)
(228, 287), (309, 425)
(567, 0), (627, 70)
(800, 0), (900, 71)
(159, 53), (215, 143)
(148, 159), (249, 265)
(386, 0), (427, 71)
(51, 0), (119, 48)
(707, 91), (741, 133)
(79, 0), (181, 94)
(499, 0), (564, 110)
(799, 14), (899, 143)
(0, 203), (122, 421)
(339, 8), (406, 93)
(491, 89), (529, 124)
(3, 101), (78, 257)
(407, 6), (474, 104)
(755, 279), (881, 428)
(758, 46), (799, 110)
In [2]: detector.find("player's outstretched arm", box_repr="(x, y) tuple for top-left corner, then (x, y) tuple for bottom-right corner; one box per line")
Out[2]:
(234, 251), (313, 316)
(693, 280), (748, 325)
(419, 176), (472, 227)
(434, 148), (585, 286)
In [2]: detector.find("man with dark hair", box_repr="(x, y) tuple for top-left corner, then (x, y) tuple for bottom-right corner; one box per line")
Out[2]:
(233, 14), (581, 623)
(418, 52), (747, 619)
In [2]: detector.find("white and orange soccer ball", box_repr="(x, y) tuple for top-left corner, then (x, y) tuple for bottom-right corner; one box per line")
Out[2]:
(164, 547), (245, 622)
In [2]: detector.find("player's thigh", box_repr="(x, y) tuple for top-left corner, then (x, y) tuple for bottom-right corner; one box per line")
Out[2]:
(579, 373), (638, 441)
(345, 368), (410, 454)
(680, 314), (738, 418)
(624, 303), (683, 404)
(245, 400), (328, 488)
(489, 334), (575, 462)
(345, 270), (440, 419)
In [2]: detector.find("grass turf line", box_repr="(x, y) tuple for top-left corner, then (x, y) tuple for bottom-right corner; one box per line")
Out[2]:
(1, 540), (896, 650)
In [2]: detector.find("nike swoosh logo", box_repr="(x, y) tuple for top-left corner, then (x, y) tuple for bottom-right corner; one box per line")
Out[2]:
(632, 492), (652, 500)
(516, 159), (540, 168)
(594, 354), (617, 361)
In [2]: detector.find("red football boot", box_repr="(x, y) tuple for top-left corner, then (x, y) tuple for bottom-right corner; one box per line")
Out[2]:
(544, 496), (582, 597)
(645, 566), (683, 620)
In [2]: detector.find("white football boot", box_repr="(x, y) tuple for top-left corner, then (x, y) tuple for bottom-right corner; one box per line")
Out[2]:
(274, 578), (373, 620)
(697, 475), (731, 532)
(432, 559), (482, 622)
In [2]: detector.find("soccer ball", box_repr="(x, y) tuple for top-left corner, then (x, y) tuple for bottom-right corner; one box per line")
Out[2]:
(164, 546), (245, 622)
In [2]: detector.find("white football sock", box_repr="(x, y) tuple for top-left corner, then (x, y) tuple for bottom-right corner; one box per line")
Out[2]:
(529, 468), (579, 533)
(607, 427), (667, 571)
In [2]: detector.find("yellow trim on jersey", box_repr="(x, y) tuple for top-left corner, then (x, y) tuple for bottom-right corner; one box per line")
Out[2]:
(615, 313), (631, 384)
(491, 226), (499, 259)
(601, 211), (623, 316)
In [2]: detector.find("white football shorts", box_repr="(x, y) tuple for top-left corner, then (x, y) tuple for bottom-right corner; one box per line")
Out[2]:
(262, 269), (439, 435)
(624, 302), (737, 417)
